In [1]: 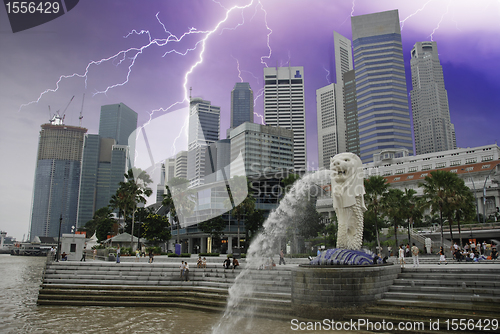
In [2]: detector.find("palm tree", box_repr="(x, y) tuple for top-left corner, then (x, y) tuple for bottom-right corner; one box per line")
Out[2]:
(449, 179), (476, 247)
(400, 188), (422, 246)
(162, 177), (194, 245)
(115, 168), (152, 250)
(419, 170), (455, 248)
(109, 188), (133, 234)
(364, 176), (390, 252)
(383, 188), (405, 248)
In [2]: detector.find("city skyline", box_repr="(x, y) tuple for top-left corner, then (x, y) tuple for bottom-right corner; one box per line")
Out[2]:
(1, 0), (499, 240)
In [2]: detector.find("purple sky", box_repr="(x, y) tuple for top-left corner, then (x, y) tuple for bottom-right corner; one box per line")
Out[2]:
(1, 0), (499, 241)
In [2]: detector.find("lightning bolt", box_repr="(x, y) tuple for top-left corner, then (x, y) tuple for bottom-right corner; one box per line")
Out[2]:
(253, 87), (265, 125)
(430, 0), (452, 41)
(400, 0), (434, 31)
(257, 1), (273, 68)
(232, 55), (244, 82)
(323, 65), (331, 84)
(339, 0), (355, 27)
(19, 0), (274, 174)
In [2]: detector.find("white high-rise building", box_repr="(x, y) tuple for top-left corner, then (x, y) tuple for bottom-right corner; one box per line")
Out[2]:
(410, 41), (456, 155)
(187, 98), (220, 187)
(230, 122), (294, 177)
(317, 32), (354, 169)
(351, 10), (414, 163)
(264, 66), (306, 171)
(174, 151), (188, 179)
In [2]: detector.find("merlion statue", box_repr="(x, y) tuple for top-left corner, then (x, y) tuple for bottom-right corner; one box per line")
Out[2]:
(330, 152), (366, 250)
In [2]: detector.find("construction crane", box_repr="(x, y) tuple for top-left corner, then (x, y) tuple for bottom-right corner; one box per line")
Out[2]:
(79, 94), (85, 127)
(61, 95), (75, 124)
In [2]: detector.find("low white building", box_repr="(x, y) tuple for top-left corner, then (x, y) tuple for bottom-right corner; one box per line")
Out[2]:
(362, 144), (500, 219)
(317, 144), (500, 221)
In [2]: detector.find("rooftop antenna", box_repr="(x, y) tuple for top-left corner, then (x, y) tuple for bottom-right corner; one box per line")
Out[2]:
(79, 93), (85, 127)
(189, 87), (192, 102)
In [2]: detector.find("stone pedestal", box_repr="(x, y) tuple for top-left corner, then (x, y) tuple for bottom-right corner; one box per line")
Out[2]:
(291, 264), (400, 319)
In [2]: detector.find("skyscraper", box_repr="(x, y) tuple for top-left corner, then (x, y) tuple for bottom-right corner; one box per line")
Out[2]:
(30, 115), (87, 240)
(231, 82), (254, 128)
(187, 98), (220, 187)
(317, 32), (354, 169)
(351, 10), (414, 163)
(344, 70), (360, 156)
(264, 66), (306, 171)
(76, 103), (137, 227)
(410, 41), (456, 155)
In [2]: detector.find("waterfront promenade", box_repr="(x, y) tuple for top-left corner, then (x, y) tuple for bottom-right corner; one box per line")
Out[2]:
(37, 254), (500, 333)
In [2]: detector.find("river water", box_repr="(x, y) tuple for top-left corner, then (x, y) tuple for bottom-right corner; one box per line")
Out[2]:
(0, 254), (298, 334)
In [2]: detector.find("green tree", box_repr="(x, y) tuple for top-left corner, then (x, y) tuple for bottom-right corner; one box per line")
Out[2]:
(364, 176), (390, 251)
(399, 188), (423, 246)
(383, 188), (405, 248)
(449, 178), (477, 247)
(198, 216), (226, 252)
(142, 213), (171, 246)
(225, 175), (255, 249)
(115, 168), (153, 249)
(295, 198), (324, 239)
(281, 173), (301, 194)
(162, 177), (194, 245)
(109, 188), (133, 234)
(419, 170), (456, 248)
(89, 207), (115, 242)
(245, 208), (265, 244)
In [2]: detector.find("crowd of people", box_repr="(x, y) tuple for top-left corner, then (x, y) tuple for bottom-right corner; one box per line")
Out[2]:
(451, 241), (498, 262)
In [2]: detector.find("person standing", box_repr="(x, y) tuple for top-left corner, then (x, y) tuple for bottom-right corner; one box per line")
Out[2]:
(411, 243), (419, 267)
(279, 249), (286, 265)
(93, 248), (97, 260)
(148, 249), (154, 263)
(179, 261), (185, 279)
(184, 262), (190, 281)
(116, 246), (121, 263)
(398, 245), (406, 268)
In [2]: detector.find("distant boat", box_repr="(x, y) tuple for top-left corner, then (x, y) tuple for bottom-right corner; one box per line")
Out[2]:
(10, 243), (50, 256)
(0, 231), (13, 254)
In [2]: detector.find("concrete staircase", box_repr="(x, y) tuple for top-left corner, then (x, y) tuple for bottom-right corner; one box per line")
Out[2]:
(350, 267), (500, 333)
(38, 261), (292, 319)
(388, 255), (500, 265)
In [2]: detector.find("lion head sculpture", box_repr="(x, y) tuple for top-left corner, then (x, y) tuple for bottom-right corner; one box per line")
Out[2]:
(330, 152), (366, 209)
(330, 152), (366, 250)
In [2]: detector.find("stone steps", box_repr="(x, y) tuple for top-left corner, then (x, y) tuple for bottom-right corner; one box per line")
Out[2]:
(348, 267), (500, 332)
(38, 261), (292, 317)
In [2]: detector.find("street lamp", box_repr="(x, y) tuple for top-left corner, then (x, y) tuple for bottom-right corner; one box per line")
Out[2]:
(461, 168), (480, 223)
(482, 162), (500, 223)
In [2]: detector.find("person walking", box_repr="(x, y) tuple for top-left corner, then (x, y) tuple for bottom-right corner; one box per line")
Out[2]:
(411, 243), (419, 267)
(279, 249), (286, 265)
(80, 247), (86, 261)
(398, 245), (406, 268)
(438, 246), (447, 265)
